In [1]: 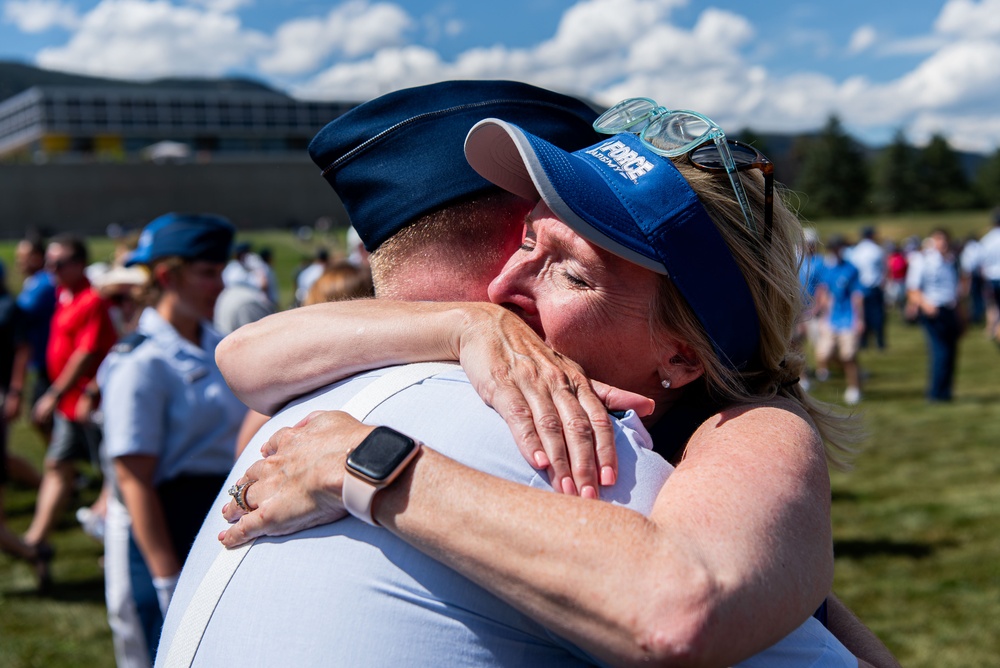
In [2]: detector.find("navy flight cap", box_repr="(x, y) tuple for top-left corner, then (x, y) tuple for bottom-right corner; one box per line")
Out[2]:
(126, 213), (235, 267)
(307, 80), (602, 252)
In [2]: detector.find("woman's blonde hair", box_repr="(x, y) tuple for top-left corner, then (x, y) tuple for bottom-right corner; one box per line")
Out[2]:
(303, 261), (374, 306)
(132, 256), (184, 308)
(651, 159), (858, 467)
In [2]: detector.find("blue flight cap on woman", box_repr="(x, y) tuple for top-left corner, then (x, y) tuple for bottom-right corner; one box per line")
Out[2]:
(307, 80), (603, 252)
(125, 213), (235, 267)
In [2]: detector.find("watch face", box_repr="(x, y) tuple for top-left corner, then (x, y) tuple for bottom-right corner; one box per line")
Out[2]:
(347, 427), (417, 482)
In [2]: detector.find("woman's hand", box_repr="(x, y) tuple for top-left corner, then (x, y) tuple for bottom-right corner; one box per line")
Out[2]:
(219, 410), (375, 548)
(456, 304), (654, 498)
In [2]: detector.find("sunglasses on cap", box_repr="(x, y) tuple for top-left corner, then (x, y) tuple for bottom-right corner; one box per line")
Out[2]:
(594, 98), (773, 239)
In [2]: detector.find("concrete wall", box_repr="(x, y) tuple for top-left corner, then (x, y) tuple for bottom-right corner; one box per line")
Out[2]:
(0, 159), (349, 238)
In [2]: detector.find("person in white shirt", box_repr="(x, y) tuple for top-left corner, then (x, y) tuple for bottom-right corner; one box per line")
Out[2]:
(978, 210), (1000, 342)
(906, 229), (964, 401)
(846, 226), (887, 351)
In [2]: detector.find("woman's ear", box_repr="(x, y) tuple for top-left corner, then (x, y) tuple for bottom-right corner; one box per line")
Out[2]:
(153, 262), (176, 290)
(660, 344), (704, 390)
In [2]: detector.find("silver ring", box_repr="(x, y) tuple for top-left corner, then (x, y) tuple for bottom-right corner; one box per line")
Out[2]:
(228, 480), (254, 512)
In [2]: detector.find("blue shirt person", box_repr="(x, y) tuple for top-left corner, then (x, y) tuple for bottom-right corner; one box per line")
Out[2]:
(6, 238), (57, 424)
(16, 268), (56, 376)
(818, 254), (864, 333)
(814, 236), (865, 404)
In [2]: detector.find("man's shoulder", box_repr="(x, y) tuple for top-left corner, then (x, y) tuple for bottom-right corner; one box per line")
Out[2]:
(270, 366), (489, 437)
(289, 366), (503, 439)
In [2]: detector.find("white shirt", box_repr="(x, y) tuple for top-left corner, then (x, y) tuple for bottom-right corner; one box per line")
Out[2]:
(845, 238), (886, 291)
(158, 366), (855, 668)
(295, 261), (325, 303)
(907, 248), (960, 308)
(980, 227), (1000, 281)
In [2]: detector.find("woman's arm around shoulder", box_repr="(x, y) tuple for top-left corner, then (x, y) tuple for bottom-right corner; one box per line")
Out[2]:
(216, 300), (468, 414)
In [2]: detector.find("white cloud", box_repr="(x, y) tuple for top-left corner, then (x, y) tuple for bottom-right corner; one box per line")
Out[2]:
(935, 0), (1000, 39)
(847, 24), (877, 55)
(13, 0), (1000, 153)
(184, 0), (251, 12)
(258, 1), (413, 76)
(4, 0), (80, 32)
(294, 45), (444, 100)
(35, 0), (268, 79)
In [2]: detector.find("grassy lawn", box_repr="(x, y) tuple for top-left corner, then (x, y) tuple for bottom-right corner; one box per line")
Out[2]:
(2, 214), (999, 666)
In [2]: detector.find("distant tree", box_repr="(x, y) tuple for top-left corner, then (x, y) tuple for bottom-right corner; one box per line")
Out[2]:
(870, 129), (922, 213)
(916, 134), (978, 210)
(975, 147), (1000, 208)
(733, 127), (770, 156)
(794, 116), (871, 218)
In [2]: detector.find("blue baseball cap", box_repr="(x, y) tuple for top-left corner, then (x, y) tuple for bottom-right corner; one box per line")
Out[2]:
(125, 213), (235, 267)
(465, 118), (760, 370)
(307, 80), (602, 252)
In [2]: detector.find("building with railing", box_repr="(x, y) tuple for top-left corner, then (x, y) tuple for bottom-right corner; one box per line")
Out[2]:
(0, 85), (356, 161)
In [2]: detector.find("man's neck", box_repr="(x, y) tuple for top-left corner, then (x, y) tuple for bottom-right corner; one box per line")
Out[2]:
(61, 277), (89, 295)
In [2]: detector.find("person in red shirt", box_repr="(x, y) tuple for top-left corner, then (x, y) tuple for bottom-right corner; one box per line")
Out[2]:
(23, 235), (117, 584)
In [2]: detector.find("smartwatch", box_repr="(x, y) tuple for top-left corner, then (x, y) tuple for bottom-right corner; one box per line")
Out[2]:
(343, 426), (422, 526)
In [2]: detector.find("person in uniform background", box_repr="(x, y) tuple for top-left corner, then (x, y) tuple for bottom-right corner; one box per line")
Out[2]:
(98, 213), (247, 666)
(906, 228), (964, 402)
(23, 235), (117, 570)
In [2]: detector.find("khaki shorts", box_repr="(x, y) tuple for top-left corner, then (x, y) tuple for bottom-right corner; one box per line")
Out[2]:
(815, 322), (859, 362)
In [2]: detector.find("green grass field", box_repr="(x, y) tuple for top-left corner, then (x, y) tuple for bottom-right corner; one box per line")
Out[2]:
(1, 213), (999, 667)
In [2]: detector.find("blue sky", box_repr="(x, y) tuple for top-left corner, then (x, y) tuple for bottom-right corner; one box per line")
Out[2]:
(3, 0), (999, 153)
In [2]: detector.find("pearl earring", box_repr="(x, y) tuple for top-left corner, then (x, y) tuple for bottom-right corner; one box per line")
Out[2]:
(661, 378), (672, 390)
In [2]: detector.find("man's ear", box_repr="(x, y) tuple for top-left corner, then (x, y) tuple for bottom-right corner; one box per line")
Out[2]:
(660, 344), (704, 390)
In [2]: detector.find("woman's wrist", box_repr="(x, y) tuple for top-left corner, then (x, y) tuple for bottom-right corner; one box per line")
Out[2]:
(370, 446), (429, 529)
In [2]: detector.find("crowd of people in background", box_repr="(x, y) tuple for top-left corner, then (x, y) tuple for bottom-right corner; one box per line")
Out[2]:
(2, 171), (997, 668)
(798, 209), (1000, 405)
(0, 219), (372, 666)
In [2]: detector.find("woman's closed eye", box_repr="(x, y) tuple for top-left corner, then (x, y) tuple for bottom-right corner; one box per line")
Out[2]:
(563, 271), (590, 289)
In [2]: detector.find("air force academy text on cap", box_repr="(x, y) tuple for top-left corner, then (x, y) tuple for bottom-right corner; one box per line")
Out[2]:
(586, 140), (656, 183)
